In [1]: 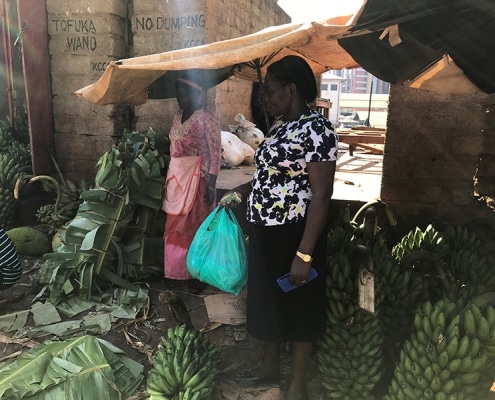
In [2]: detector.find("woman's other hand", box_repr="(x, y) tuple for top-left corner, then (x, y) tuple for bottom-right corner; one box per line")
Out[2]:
(205, 186), (216, 205)
(218, 191), (242, 209)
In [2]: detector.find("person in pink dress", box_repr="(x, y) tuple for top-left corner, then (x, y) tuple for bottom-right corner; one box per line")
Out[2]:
(162, 74), (221, 292)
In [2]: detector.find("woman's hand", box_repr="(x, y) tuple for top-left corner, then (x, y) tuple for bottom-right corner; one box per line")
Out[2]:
(289, 257), (313, 286)
(205, 186), (216, 205)
(218, 191), (242, 209)
(205, 174), (218, 205)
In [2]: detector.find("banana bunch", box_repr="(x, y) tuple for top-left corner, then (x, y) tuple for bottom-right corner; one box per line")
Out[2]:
(319, 245), (385, 399)
(325, 251), (359, 326)
(0, 144), (32, 229)
(387, 225), (453, 334)
(147, 323), (220, 400)
(443, 224), (482, 251)
(6, 139), (31, 165)
(0, 127), (10, 152)
(392, 224), (450, 260)
(0, 109), (30, 144)
(318, 309), (384, 399)
(27, 175), (86, 229)
(445, 248), (495, 309)
(326, 207), (355, 255)
(368, 233), (427, 360)
(385, 298), (495, 399)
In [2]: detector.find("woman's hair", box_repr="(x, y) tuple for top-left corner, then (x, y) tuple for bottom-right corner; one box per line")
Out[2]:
(266, 55), (317, 103)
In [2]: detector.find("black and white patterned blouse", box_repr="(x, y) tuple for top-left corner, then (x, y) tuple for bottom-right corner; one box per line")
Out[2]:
(247, 109), (338, 226)
(0, 227), (22, 287)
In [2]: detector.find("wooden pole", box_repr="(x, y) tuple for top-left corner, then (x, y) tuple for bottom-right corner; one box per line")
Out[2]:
(254, 58), (271, 132)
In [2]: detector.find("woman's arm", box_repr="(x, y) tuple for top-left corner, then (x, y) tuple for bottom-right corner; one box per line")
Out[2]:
(290, 160), (336, 284)
(203, 113), (221, 204)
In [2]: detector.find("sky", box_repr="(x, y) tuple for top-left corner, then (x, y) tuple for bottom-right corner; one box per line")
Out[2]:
(277, 0), (365, 23)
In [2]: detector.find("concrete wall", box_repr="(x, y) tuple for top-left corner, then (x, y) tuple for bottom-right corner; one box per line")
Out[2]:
(475, 98), (495, 198)
(381, 85), (495, 226)
(47, 0), (129, 182)
(47, 0), (289, 182)
(210, 0), (290, 133)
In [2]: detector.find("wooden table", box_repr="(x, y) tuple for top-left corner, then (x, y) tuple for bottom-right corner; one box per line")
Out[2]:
(336, 128), (386, 156)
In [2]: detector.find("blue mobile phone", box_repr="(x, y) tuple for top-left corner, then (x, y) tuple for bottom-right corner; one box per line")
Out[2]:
(276, 268), (318, 292)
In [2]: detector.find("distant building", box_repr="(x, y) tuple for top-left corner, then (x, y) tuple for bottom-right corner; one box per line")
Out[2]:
(332, 67), (390, 94)
(320, 67), (390, 128)
(320, 72), (345, 125)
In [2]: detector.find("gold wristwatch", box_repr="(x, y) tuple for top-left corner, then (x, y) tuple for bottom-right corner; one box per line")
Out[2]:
(296, 251), (313, 263)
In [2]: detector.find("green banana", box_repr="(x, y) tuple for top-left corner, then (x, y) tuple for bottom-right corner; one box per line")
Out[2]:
(458, 371), (480, 385)
(462, 309), (476, 337)
(477, 316), (490, 342)
(468, 337), (481, 357)
(442, 379), (456, 394)
(455, 336), (470, 359)
(437, 350), (449, 369)
(447, 358), (461, 373)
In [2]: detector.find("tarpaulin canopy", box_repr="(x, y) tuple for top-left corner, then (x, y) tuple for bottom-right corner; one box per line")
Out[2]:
(75, 0), (495, 106)
(340, 0), (495, 95)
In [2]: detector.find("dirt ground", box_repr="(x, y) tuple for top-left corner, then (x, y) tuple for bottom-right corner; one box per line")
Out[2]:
(0, 256), (332, 400)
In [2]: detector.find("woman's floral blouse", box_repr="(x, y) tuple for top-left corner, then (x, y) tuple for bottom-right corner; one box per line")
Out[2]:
(247, 109), (338, 226)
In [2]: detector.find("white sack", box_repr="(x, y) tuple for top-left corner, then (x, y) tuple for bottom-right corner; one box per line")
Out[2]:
(221, 130), (255, 168)
(228, 114), (265, 151)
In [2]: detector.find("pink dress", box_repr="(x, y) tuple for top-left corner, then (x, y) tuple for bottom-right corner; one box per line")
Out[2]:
(164, 107), (221, 280)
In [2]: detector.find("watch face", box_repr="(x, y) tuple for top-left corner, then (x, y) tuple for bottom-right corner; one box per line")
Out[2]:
(297, 252), (312, 262)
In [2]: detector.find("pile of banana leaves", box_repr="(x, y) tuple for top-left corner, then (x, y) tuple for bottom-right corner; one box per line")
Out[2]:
(0, 335), (144, 399)
(37, 128), (170, 304)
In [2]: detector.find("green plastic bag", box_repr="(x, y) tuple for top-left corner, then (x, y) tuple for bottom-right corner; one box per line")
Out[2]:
(187, 206), (247, 295)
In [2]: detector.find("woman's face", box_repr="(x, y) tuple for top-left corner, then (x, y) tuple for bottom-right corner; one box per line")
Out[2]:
(262, 74), (291, 118)
(176, 86), (195, 111)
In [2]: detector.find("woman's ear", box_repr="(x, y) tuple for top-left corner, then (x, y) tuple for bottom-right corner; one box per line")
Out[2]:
(287, 82), (298, 99)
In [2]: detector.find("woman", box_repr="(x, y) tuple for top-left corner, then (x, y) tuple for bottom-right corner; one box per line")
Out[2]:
(163, 74), (221, 289)
(221, 55), (338, 400)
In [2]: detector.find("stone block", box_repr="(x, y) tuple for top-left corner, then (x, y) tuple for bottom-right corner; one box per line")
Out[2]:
(52, 94), (111, 116)
(54, 113), (125, 136)
(46, 0), (128, 18)
(447, 130), (485, 156)
(47, 13), (125, 37)
(51, 74), (91, 96)
(135, 120), (168, 137)
(380, 182), (444, 205)
(55, 157), (98, 182)
(51, 56), (122, 86)
(54, 131), (115, 159)
(49, 34), (126, 58)
(450, 187), (478, 206)
(132, 0), (206, 15)
(382, 156), (478, 182)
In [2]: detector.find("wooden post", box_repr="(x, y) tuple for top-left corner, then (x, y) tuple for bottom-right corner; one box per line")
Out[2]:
(17, 0), (53, 175)
(349, 244), (375, 314)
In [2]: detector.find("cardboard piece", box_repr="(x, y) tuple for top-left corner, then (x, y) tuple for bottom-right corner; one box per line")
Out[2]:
(218, 380), (282, 400)
(204, 292), (247, 325)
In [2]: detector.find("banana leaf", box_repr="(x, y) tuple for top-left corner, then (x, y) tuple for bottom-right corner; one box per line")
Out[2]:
(38, 128), (167, 304)
(2, 288), (148, 338)
(0, 335), (144, 399)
